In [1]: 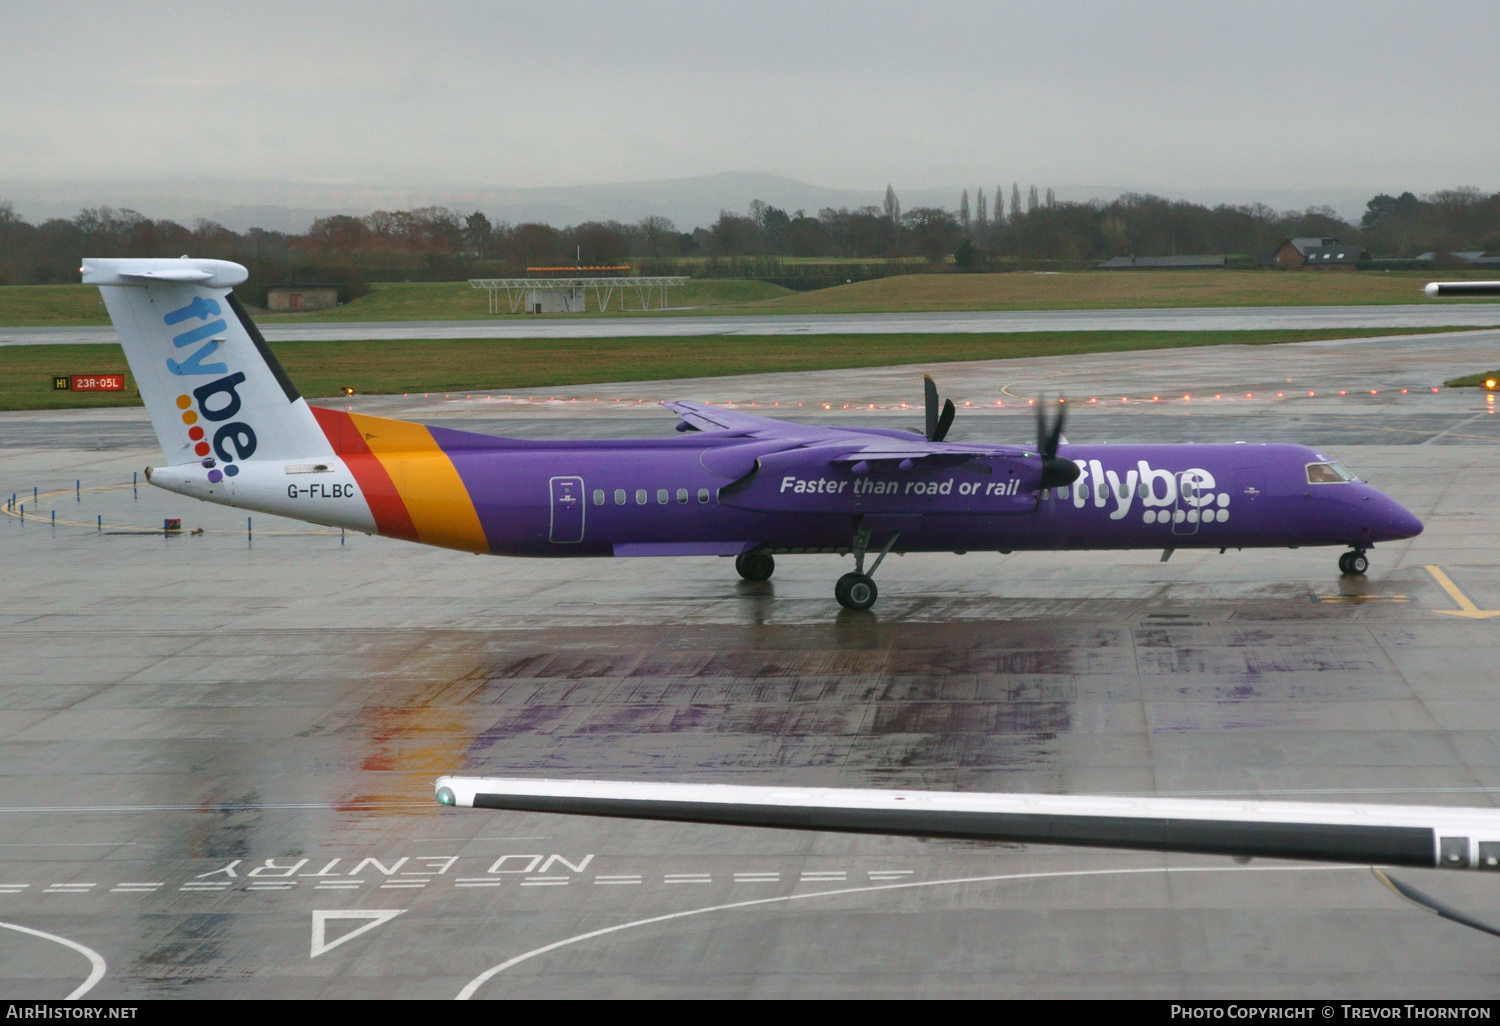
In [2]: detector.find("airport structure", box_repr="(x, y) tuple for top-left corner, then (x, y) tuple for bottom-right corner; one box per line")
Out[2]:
(469, 269), (690, 314)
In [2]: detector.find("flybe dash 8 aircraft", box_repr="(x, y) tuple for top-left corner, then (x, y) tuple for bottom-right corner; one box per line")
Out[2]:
(84, 257), (1423, 609)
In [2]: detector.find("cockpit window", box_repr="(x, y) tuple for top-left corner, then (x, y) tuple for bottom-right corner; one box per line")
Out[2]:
(1306, 461), (1356, 484)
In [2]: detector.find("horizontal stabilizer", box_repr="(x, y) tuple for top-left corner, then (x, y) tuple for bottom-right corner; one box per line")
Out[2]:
(436, 775), (1500, 870)
(82, 258), (248, 289)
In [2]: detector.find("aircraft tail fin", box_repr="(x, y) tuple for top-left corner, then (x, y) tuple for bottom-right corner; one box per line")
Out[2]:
(83, 258), (332, 474)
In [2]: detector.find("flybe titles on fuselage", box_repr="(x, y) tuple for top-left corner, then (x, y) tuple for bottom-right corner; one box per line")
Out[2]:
(719, 453), (1235, 522)
(1060, 458), (1234, 526)
(721, 458), (1038, 515)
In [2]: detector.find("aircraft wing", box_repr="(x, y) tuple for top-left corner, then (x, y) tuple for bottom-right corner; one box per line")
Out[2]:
(826, 440), (1032, 468)
(663, 400), (813, 437)
(435, 775), (1500, 871)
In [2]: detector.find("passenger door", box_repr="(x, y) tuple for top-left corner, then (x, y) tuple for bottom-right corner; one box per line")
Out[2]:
(549, 476), (585, 543)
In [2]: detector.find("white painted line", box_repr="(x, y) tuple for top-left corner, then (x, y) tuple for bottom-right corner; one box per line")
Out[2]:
(454, 882), (502, 888)
(0, 920), (107, 999)
(593, 876), (641, 885)
(310, 909), (405, 958)
(179, 882), (232, 890)
(113, 882), (164, 888)
(454, 877), (501, 883)
(520, 877), (569, 886)
(799, 872), (847, 881)
(456, 864), (1365, 999)
(43, 884), (96, 893)
(663, 875), (711, 884)
(379, 881), (427, 889)
(867, 870), (913, 878)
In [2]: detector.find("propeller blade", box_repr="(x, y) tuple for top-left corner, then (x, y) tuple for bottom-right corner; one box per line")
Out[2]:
(1045, 399), (1067, 457)
(933, 398), (955, 442)
(924, 374), (939, 440)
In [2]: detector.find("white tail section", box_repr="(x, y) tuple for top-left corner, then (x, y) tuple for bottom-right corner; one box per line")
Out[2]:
(84, 258), (332, 474)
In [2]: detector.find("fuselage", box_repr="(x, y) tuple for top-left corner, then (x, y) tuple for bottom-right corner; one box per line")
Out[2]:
(147, 407), (1423, 559)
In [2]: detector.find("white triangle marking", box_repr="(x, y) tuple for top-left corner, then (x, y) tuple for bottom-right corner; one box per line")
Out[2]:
(310, 909), (406, 958)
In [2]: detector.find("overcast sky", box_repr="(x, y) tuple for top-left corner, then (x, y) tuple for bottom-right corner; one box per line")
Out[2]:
(3, 0), (1497, 201)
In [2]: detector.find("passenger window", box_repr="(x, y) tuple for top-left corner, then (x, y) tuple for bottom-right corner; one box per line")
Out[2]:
(698, 487), (710, 503)
(614, 489), (626, 505)
(1306, 462), (1353, 484)
(677, 488), (688, 504)
(635, 489), (647, 504)
(657, 488), (669, 504)
(592, 489), (604, 506)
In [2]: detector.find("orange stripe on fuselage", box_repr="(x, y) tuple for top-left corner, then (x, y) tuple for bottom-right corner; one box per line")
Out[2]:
(311, 406), (419, 542)
(340, 411), (489, 553)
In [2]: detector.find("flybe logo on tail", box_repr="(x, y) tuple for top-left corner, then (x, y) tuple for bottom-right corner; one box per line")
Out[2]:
(161, 298), (256, 480)
(164, 296), (229, 377)
(174, 376), (257, 481)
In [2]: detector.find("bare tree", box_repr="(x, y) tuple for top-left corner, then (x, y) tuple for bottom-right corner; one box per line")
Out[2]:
(637, 214), (677, 257)
(1028, 185), (1039, 213)
(976, 188), (988, 232)
(1046, 187), (1055, 209)
(959, 189), (970, 231)
(883, 184), (900, 224)
(1011, 183), (1022, 222)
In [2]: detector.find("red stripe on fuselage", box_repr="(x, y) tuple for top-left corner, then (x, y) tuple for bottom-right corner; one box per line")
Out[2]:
(310, 406), (419, 541)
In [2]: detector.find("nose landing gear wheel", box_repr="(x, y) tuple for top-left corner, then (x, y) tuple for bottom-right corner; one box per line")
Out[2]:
(1338, 551), (1369, 575)
(735, 552), (775, 581)
(835, 572), (878, 610)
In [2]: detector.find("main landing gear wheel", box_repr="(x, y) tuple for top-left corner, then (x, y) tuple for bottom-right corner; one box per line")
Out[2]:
(835, 572), (878, 610)
(1338, 550), (1369, 575)
(735, 552), (775, 581)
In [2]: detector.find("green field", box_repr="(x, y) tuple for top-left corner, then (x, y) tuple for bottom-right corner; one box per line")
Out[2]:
(5, 269), (1500, 327)
(0, 326), (1467, 411)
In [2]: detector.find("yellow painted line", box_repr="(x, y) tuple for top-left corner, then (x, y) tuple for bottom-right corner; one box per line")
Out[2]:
(1314, 594), (1407, 604)
(1426, 565), (1500, 619)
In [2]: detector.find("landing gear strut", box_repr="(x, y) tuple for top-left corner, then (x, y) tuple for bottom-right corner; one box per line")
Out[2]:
(1338, 548), (1369, 576)
(735, 552), (775, 581)
(836, 527), (901, 610)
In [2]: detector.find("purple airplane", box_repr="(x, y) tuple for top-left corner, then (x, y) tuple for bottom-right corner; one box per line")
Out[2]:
(85, 257), (1423, 609)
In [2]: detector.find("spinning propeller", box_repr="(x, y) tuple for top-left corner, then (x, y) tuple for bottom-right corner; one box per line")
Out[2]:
(1035, 396), (1080, 488)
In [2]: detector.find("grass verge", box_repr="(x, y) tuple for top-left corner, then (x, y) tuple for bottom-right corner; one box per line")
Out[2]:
(7, 271), (1500, 327)
(1443, 371), (1500, 388)
(0, 326), (1468, 411)
(0, 278), (793, 327)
